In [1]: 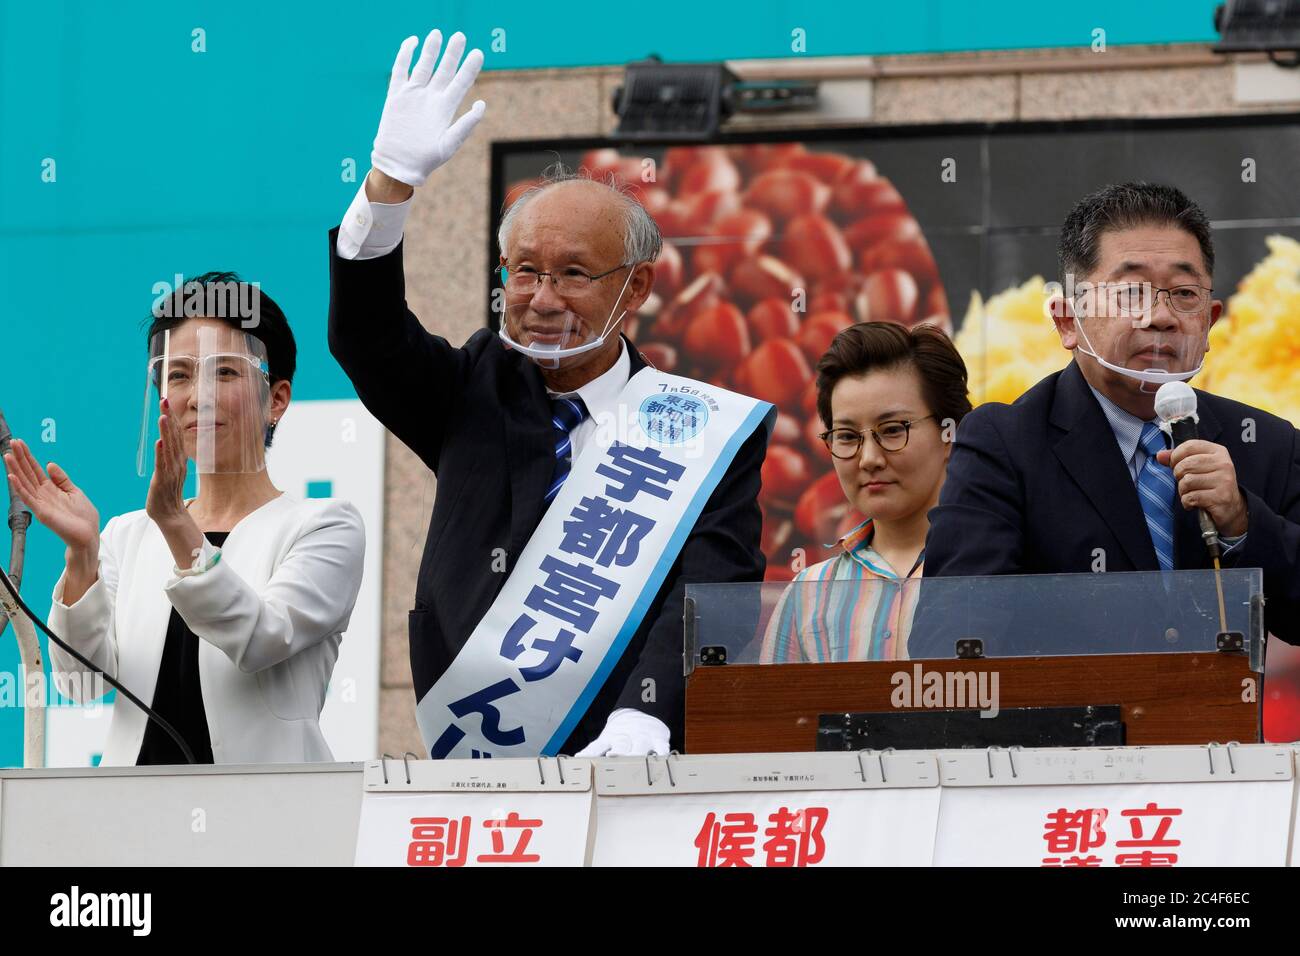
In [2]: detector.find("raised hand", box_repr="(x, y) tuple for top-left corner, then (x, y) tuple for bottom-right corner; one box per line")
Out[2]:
(370, 29), (487, 189)
(3, 438), (100, 552)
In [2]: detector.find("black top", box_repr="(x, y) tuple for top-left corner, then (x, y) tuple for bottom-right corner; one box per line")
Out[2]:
(135, 531), (228, 765)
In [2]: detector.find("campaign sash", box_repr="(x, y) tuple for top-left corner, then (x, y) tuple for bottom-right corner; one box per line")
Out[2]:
(415, 368), (775, 758)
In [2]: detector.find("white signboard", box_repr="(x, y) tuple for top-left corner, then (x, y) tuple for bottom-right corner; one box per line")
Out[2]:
(934, 743), (1295, 870)
(355, 790), (593, 867)
(593, 787), (940, 866)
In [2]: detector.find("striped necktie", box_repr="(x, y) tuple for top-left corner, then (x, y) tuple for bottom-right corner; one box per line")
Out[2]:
(545, 396), (589, 504)
(1137, 422), (1176, 572)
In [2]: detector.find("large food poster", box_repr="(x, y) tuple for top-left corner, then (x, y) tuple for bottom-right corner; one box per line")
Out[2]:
(490, 115), (1300, 741)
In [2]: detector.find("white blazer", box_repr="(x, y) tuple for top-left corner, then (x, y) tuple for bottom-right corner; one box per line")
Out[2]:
(47, 493), (365, 766)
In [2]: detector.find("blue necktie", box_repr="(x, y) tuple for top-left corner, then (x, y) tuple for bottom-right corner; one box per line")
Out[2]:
(1137, 422), (1177, 572)
(545, 396), (588, 504)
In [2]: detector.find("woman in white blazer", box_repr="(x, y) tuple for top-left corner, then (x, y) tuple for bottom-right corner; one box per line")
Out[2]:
(3, 272), (365, 765)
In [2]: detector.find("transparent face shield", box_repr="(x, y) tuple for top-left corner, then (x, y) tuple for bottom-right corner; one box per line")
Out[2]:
(495, 263), (635, 370)
(138, 325), (272, 476)
(1070, 281), (1213, 393)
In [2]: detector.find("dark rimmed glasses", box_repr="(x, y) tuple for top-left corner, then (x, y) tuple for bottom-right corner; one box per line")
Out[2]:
(820, 415), (936, 459)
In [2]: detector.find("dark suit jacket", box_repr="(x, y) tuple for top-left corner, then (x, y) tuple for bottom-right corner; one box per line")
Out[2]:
(326, 230), (769, 753)
(914, 360), (1300, 656)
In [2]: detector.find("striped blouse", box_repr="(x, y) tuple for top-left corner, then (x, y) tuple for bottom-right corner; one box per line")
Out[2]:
(758, 519), (922, 662)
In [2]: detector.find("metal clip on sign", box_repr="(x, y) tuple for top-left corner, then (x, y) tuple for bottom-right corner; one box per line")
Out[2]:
(364, 755), (593, 793)
(938, 744), (1294, 787)
(596, 750), (939, 796)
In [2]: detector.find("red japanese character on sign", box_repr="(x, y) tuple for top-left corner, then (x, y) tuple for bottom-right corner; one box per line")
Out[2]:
(1114, 803), (1182, 867)
(407, 816), (471, 867)
(476, 812), (543, 864)
(694, 812), (759, 867)
(762, 807), (829, 867)
(1044, 855), (1104, 867)
(1041, 808), (1108, 866)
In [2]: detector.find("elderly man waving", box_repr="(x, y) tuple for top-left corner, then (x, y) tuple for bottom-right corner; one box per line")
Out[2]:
(328, 30), (774, 758)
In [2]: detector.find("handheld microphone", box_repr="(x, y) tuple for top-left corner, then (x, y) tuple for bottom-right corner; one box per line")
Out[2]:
(1153, 381), (1221, 559)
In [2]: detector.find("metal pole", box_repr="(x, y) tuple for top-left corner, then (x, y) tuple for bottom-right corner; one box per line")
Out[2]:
(0, 407), (45, 768)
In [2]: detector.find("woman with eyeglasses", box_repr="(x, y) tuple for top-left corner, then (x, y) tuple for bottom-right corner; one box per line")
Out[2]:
(759, 322), (972, 662)
(3, 273), (365, 765)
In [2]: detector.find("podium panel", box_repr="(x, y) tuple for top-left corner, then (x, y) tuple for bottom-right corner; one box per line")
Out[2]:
(684, 569), (1265, 753)
(0, 763), (362, 866)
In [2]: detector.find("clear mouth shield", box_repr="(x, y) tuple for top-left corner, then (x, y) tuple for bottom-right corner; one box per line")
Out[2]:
(1071, 282), (1211, 393)
(138, 326), (271, 476)
(496, 265), (633, 370)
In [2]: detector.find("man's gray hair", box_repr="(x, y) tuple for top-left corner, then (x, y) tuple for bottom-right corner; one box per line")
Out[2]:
(497, 162), (663, 267)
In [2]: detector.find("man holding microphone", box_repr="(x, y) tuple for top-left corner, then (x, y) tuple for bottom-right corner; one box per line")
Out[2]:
(915, 182), (1300, 655)
(328, 30), (774, 758)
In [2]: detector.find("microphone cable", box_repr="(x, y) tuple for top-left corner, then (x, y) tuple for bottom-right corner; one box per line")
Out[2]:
(0, 562), (196, 764)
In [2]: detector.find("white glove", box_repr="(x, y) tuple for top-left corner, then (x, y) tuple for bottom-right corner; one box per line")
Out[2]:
(371, 29), (487, 188)
(576, 708), (672, 757)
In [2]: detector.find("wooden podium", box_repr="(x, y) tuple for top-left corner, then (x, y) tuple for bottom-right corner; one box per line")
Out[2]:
(685, 651), (1261, 754)
(683, 569), (1266, 754)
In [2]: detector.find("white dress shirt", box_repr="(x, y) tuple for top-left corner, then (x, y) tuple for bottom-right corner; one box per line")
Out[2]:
(336, 181), (413, 260)
(546, 338), (631, 460)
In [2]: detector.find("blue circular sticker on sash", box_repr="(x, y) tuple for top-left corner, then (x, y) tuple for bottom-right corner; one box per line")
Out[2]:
(639, 393), (709, 444)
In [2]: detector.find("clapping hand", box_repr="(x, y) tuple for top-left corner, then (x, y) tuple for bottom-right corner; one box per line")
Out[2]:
(3, 438), (100, 554)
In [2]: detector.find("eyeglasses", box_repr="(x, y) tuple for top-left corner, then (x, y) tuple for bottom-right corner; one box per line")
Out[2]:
(819, 415), (935, 459)
(497, 261), (632, 297)
(1077, 283), (1214, 318)
(148, 354), (270, 393)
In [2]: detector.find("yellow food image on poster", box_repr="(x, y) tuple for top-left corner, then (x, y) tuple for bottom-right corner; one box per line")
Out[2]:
(1197, 235), (1300, 426)
(953, 276), (1068, 407)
